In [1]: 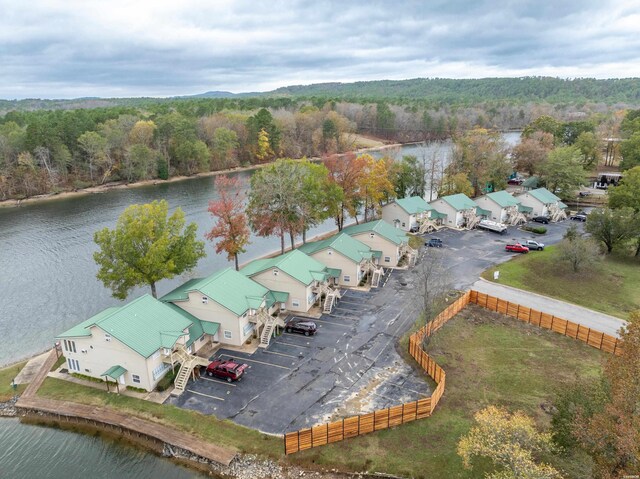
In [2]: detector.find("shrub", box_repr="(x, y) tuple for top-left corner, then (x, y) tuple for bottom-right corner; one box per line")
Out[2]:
(126, 385), (147, 393)
(522, 225), (547, 234)
(156, 368), (177, 392)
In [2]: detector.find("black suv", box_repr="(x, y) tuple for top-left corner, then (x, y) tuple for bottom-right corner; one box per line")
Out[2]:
(531, 216), (549, 224)
(426, 238), (443, 247)
(285, 320), (317, 336)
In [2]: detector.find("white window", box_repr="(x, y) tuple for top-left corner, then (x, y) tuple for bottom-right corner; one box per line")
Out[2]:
(64, 340), (77, 353)
(369, 233), (375, 238)
(202, 296), (208, 304)
(224, 330), (232, 340)
(152, 363), (170, 381)
(292, 299), (300, 308)
(343, 275), (351, 282)
(384, 256), (391, 263)
(67, 358), (80, 372)
(401, 222), (405, 227)
(272, 269), (279, 276)
(105, 334), (111, 342)
(327, 249), (333, 255)
(132, 374), (141, 384)
(242, 323), (254, 336)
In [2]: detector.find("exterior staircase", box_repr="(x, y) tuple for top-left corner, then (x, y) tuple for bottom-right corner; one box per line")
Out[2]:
(259, 315), (285, 348)
(371, 267), (385, 287)
(314, 281), (341, 313)
(418, 218), (443, 234)
(463, 209), (480, 230)
(401, 244), (418, 267)
(166, 344), (210, 396)
(548, 204), (567, 222)
(506, 206), (527, 225)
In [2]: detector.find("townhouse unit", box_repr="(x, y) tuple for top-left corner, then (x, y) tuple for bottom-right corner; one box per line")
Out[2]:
(381, 196), (434, 232)
(298, 232), (383, 287)
(474, 190), (530, 225)
(515, 187), (567, 221)
(428, 193), (485, 229)
(161, 267), (283, 348)
(340, 220), (410, 267)
(56, 294), (209, 392)
(240, 249), (340, 314)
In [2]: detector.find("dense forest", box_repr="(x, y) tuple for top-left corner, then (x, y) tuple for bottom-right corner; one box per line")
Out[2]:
(2, 77), (640, 114)
(1, 77), (637, 201)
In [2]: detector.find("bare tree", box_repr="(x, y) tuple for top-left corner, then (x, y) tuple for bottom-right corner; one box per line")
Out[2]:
(416, 246), (453, 333)
(557, 226), (602, 273)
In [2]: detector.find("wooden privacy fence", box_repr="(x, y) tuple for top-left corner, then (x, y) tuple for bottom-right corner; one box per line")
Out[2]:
(468, 290), (622, 355)
(284, 289), (622, 454)
(284, 292), (471, 455)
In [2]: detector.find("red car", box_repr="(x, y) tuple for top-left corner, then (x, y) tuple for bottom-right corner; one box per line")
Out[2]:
(205, 359), (248, 382)
(505, 243), (529, 253)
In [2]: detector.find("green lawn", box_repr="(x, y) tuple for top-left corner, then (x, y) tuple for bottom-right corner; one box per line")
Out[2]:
(0, 362), (27, 401)
(482, 246), (640, 320)
(36, 378), (282, 458)
(286, 307), (603, 479)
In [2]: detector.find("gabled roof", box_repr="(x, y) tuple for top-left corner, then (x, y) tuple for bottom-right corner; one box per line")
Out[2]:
(436, 193), (478, 211)
(394, 196), (434, 215)
(241, 249), (331, 286)
(164, 303), (219, 347)
(526, 187), (561, 205)
(161, 268), (270, 317)
(57, 295), (193, 358)
(482, 190), (520, 208)
(341, 220), (408, 246)
(298, 233), (374, 264)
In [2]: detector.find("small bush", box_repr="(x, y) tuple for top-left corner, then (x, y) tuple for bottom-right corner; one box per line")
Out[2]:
(522, 225), (547, 234)
(156, 368), (177, 392)
(71, 373), (104, 383)
(126, 385), (147, 393)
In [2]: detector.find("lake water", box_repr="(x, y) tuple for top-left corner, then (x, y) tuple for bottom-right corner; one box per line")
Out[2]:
(0, 134), (519, 478)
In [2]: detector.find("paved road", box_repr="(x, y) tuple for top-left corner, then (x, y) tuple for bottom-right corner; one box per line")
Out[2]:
(471, 279), (627, 337)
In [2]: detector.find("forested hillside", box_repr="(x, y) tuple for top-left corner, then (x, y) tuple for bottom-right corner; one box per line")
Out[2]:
(270, 77), (640, 104)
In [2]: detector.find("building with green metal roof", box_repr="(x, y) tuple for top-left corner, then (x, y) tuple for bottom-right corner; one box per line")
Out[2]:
(516, 187), (567, 220)
(56, 294), (214, 392)
(475, 190), (525, 223)
(428, 193), (480, 228)
(341, 220), (408, 267)
(381, 196), (434, 232)
(241, 249), (337, 313)
(298, 233), (376, 286)
(161, 267), (281, 347)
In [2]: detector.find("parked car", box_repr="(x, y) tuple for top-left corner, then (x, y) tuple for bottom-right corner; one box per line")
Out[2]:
(505, 243), (529, 253)
(569, 214), (587, 222)
(285, 319), (317, 336)
(523, 240), (544, 251)
(409, 225), (420, 233)
(206, 359), (248, 382)
(531, 216), (549, 224)
(578, 191), (591, 197)
(425, 238), (443, 247)
(507, 177), (524, 185)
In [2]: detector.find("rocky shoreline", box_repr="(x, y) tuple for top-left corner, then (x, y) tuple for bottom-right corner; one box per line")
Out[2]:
(0, 397), (18, 416)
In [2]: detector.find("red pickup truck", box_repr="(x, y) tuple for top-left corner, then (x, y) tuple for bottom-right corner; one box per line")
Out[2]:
(205, 359), (248, 382)
(505, 243), (529, 253)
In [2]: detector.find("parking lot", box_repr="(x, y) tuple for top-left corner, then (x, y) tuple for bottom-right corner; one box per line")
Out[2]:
(167, 219), (582, 435)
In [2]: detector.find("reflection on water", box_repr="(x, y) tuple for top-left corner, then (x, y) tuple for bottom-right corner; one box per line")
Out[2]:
(0, 418), (208, 479)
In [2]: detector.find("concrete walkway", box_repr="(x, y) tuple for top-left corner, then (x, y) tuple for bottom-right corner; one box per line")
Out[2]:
(472, 279), (627, 337)
(13, 351), (53, 385)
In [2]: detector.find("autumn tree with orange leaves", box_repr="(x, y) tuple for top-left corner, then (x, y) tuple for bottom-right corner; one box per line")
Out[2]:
(206, 175), (250, 270)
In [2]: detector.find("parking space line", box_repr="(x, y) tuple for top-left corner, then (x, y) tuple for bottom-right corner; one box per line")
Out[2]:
(187, 389), (225, 401)
(220, 354), (291, 370)
(262, 350), (298, 358)
(200, 377), (236, 386)
(275, 340), (311, 348)
(312, 318), (352, 328)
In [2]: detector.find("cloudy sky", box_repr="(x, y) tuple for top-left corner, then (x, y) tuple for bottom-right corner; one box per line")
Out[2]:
(2, 0), (640, 99)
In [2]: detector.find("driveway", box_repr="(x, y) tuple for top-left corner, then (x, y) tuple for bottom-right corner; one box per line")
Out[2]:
(471, 279), (627, 337)
(167, 271), (433, 435)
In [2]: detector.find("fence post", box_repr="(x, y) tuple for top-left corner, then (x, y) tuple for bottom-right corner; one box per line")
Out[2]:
(550, 316), (555, 331)
(599, 333), (604, 350)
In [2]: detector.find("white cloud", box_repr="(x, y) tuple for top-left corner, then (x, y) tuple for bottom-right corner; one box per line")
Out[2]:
(0, 0), (639, 98)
